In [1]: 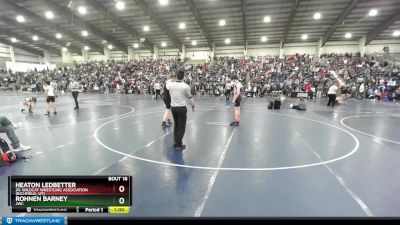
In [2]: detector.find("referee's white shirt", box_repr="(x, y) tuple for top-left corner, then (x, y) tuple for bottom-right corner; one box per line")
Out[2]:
(166, 81), (192, 107)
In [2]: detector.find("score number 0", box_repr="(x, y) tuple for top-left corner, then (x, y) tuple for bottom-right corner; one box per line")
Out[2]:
(118, 185), (125, 205)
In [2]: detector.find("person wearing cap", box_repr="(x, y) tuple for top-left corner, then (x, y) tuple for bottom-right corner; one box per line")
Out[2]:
(231, 75), (242, 126)
(166, 70), (195, 150)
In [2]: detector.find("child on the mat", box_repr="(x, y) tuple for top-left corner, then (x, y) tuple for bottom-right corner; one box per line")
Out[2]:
(290, 96), (306, 110)
(21, 97), (37, 113)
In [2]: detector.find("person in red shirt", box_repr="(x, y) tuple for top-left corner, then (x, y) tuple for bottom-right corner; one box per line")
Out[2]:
(305, 83), (311, 92)
(305, 83), (313, 99)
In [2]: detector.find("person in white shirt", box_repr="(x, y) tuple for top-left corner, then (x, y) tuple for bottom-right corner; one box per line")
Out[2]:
(327, 82), (338, 107)
(225, 79), (233, 102)
(116, 83), (121, 94)
(154, 81), (162, 100)
(21, 97), (37, 113)
(43, 81), (57, 115)
(230, 75), (242, 126)
(359, 83), (365, 99)
(69, 79), (82, 110)
(166, 70), (195, 151)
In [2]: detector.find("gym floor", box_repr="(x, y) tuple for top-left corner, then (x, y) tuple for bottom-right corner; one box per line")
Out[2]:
(0, 93), (399, 217)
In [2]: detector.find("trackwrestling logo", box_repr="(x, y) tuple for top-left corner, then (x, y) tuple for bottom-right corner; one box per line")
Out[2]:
(2, 217), (64, 225)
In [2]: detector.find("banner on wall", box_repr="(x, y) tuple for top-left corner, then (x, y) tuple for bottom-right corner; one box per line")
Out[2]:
(6, 61), (56, 73)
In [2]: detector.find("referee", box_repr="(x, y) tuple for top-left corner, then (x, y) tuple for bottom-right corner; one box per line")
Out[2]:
(167, 70), (195, 151)
(69, 78), (81, 110)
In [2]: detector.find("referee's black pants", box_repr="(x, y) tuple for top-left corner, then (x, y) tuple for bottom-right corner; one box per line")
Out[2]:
(72, 91), (79, 108)
(171, 106), (187, 147)
(327, 94), (336, 107)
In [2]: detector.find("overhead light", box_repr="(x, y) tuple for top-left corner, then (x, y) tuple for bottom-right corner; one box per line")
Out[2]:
(225, 38), (231, 44)
(143, 26), (150, 32)
(84, 46), (90, 51)
(115, 1), (125, 10)
(62, 47), (68, 52)
(16, 15), (25, 23)
(368, 9), (378, 17)
(78, 6), (87, 15)
(107, 44), (113, 50)
(56, 33), (62, 39)
(263, 16), (271, 23)
(81, 30), (88, 37)
(45, 11), (54, 19)
(301, 34), (308, 40)
(192, 40), (197, 46)
(393, 30), (400, 37)
(219, 19), (226, 26)
(133, 43), (139, 49)
(32, 35), (39, 41)
(161, 42), (167, 47)
(345, 33), (352, 39)
(313, 12), (321, 20)
(11, 37), (17, 43)
(261, 36), (267, 42)
(179, 22), (186, 30)
(159, 0), (169, 6)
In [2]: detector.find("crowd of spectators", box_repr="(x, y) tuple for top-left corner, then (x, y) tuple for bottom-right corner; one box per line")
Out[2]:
(1, 53), (399, 101)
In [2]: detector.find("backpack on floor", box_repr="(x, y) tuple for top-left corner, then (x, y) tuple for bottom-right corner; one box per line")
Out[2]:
(0, 138), (17, 163)
(268, 101), (274, 109)
(274, 100), (281, 109)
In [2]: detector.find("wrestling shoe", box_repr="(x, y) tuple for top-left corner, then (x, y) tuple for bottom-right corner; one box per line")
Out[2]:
(13, 145), (31, 152)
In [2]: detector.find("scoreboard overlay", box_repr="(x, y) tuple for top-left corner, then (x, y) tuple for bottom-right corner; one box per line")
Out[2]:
(8, 176), (132, 214)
